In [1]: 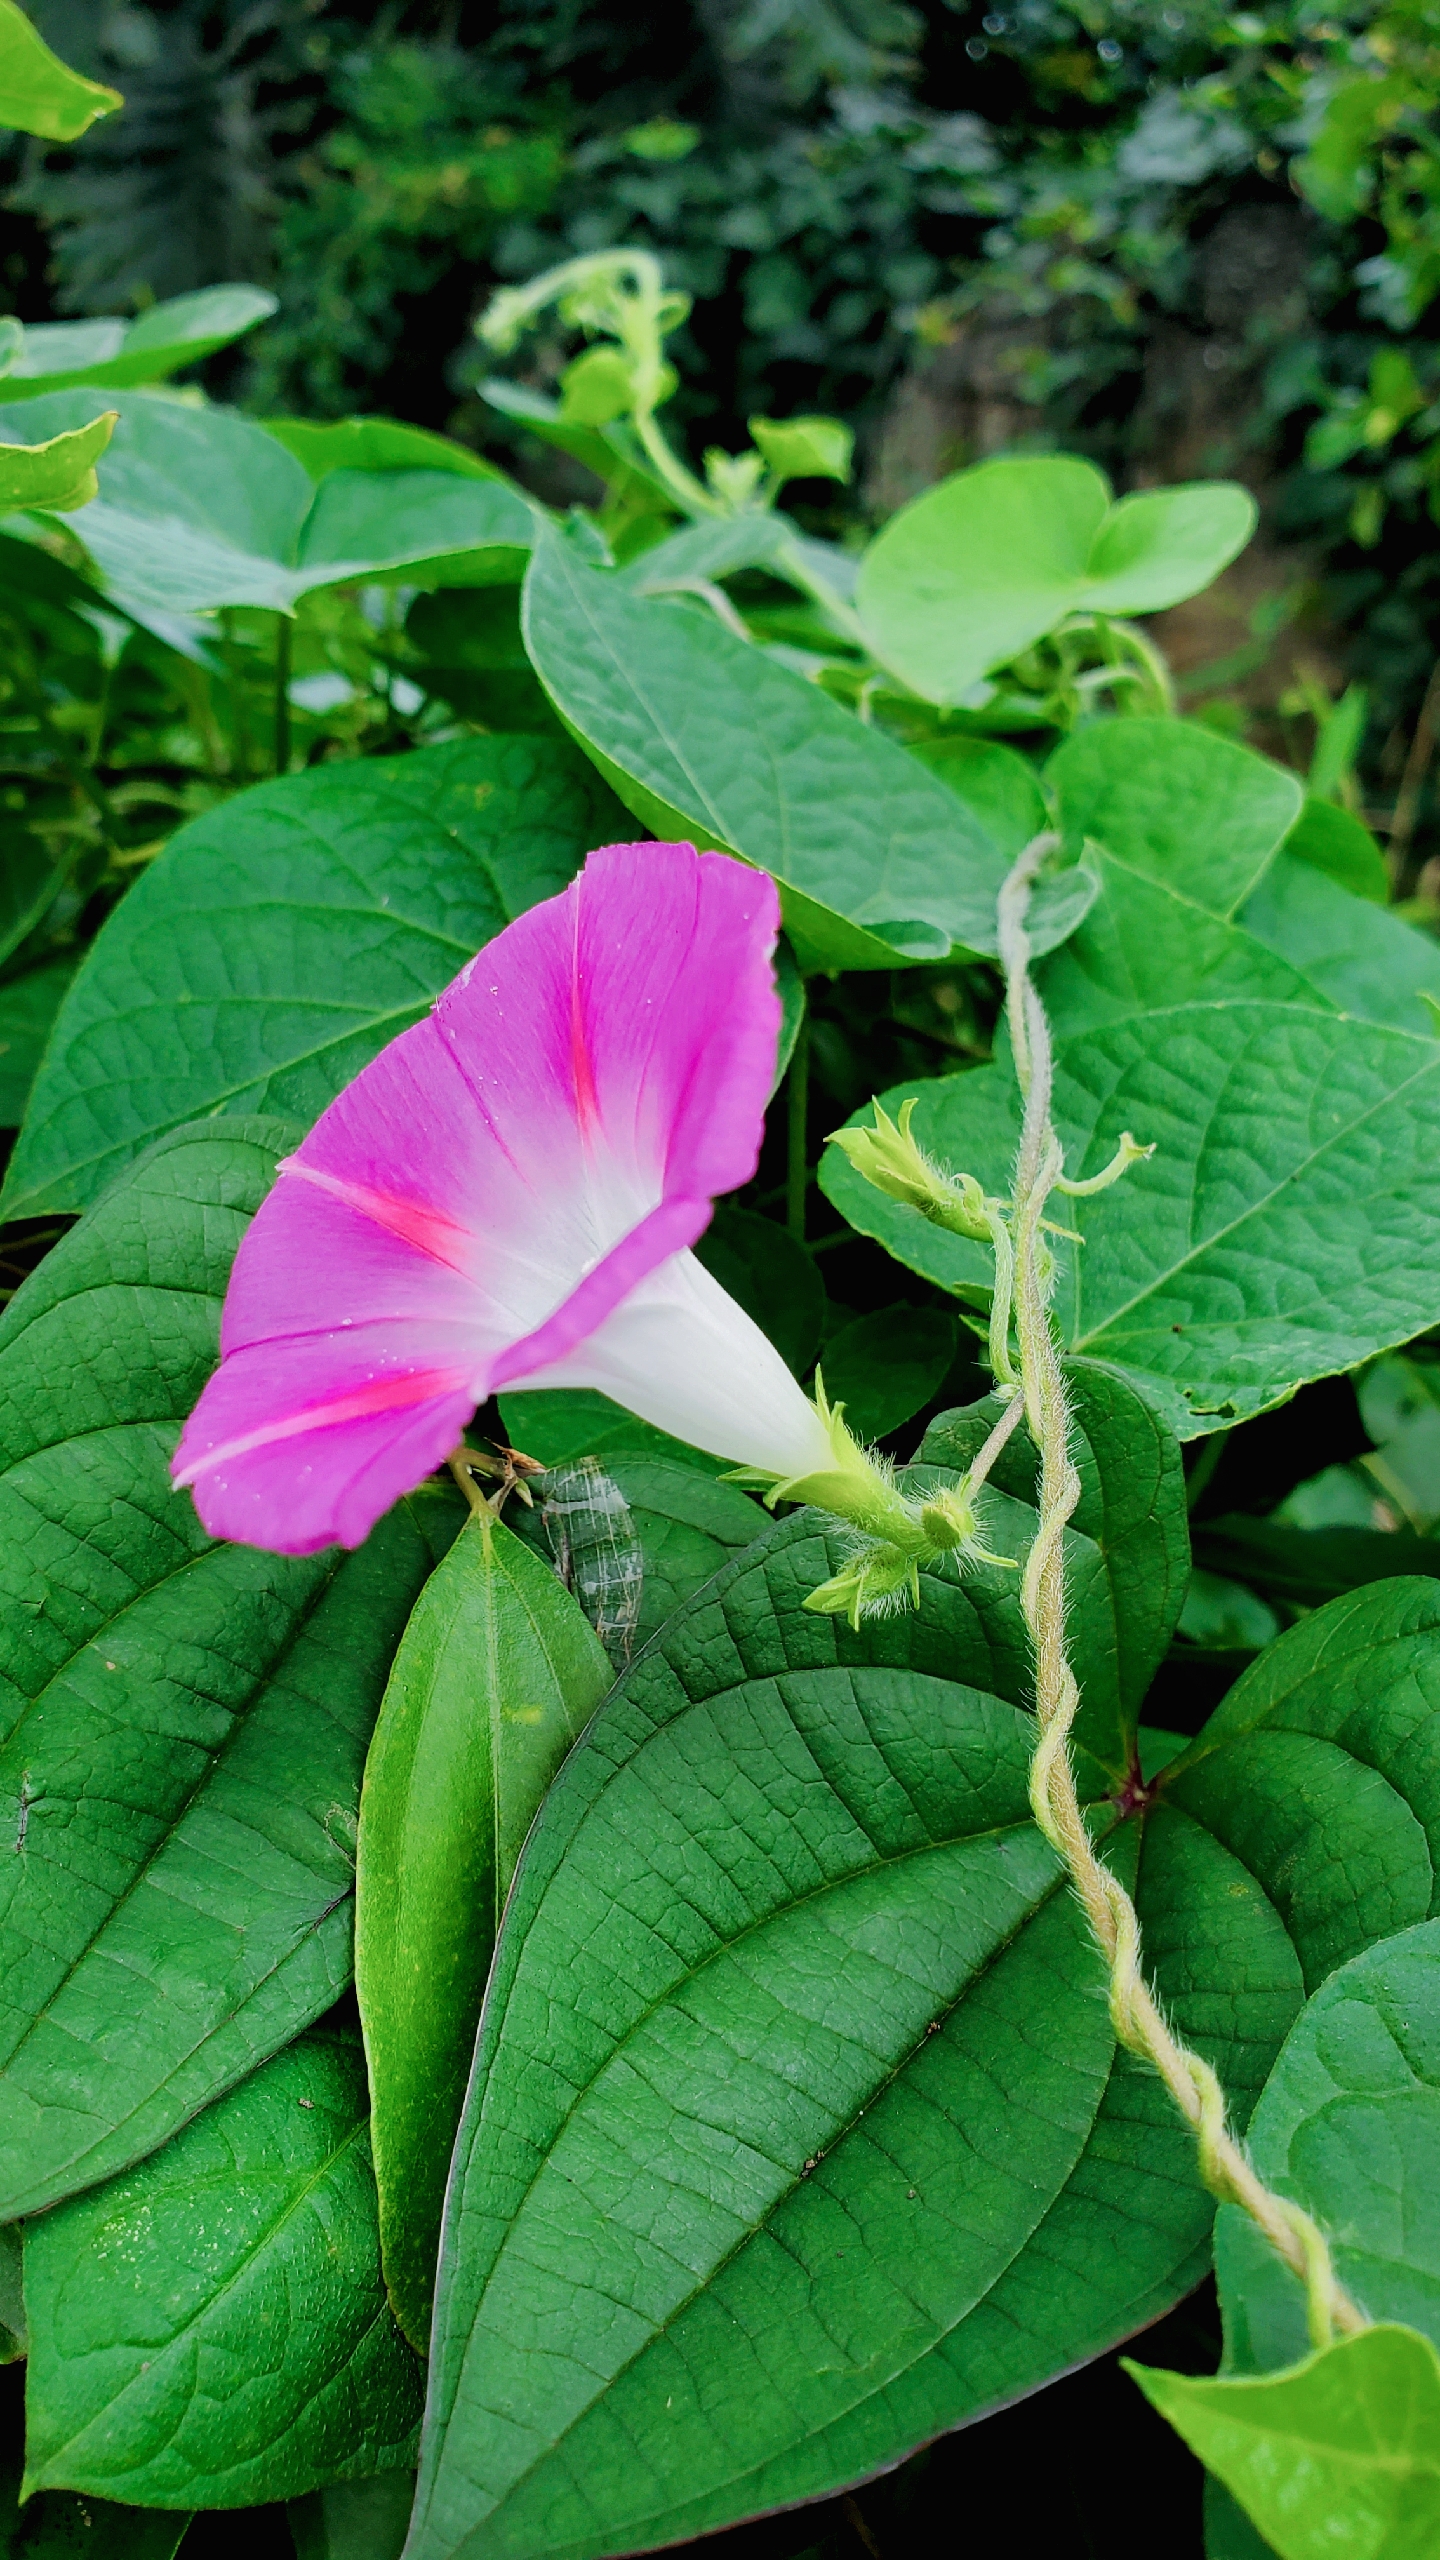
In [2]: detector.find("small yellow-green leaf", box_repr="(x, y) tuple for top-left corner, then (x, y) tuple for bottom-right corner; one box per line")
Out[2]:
(0, 409), (114, 512)
(355, 1517), (610, 2350)
(1127, 2325), (1440, 2560)
(0, 0), (120, 140)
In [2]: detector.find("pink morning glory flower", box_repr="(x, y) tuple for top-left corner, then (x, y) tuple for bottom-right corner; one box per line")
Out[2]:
(172, 840), (837, 1556)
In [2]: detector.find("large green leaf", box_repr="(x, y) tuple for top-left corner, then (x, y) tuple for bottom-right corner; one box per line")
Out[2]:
(411, 1553), (1440, 2560)
(2, 735), (623, 1220)
(0, 1122), (456, 2219)
(1214, 1920), (1440, 2378)
(1130, 2326), (1440, 2560)
(1035, 850), (1322, 1041)
(356, 1519), (611, 2352)
(1047, 719), (1302, 917)
(1283, 797), (1390, 903)
(855, 458), (1255, 705)
(0, 395), (535, 618)
(0, 0), (120, 139)
(22, 2029), (422, 2508)
(819, 991), (1440, 1439)
(519, 526), (1094, 971)
(0, 290), (276, 402)
(1239, 853), (1440, 1036)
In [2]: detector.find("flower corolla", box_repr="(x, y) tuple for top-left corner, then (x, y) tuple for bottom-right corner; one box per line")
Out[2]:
(173, 840), (837, 1554)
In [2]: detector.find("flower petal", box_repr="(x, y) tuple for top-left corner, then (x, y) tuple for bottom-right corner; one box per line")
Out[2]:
(175, 842), (787, 1553)
(174, 1323), (478, 1554)
(517, 1247), (836, 1481)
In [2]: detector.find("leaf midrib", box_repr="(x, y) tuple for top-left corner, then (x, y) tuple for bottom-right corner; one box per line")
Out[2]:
(436, 1820), (1081, 2544)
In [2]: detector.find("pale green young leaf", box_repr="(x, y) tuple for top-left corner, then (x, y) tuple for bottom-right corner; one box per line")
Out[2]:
(0, 289), (276, 401)
(0, 1122), (457, 2219)
(22, 2030), (422, 2508)
(264, 415), (513, 485)
(0, 0), (120, 140)
(1128, 2326), (1440, 2560)
(856, 457), (1254, 704)
(0, 393), (534, 617)
(2, 735), (623, 1220)
(356, 1519), (611, 2350)
(0, 410), (114, 513)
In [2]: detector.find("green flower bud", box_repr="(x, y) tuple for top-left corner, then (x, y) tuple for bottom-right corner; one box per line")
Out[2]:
(826, 1099), (999, 1241)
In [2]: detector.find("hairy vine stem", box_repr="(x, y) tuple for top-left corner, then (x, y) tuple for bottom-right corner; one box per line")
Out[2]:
(996, 834), (1366, 2354)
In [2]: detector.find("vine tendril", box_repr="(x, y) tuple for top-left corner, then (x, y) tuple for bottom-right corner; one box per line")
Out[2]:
(996, 832), (1365, 2356)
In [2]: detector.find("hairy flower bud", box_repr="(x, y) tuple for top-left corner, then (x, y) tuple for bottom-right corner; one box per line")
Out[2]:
(827, 1098), (999, 1241)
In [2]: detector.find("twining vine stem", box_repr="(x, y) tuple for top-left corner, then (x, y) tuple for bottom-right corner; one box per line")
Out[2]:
(995, 833), (1365, 2353)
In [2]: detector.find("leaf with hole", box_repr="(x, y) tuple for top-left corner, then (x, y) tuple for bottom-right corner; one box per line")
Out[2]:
(0, 1121), (457, 2220)
(2, 734), (624, 1220)
(519, 525), (1094, 971)
(856, 457), (1255, 705)
(0, 290), (276, 402)
(0, 395), (535, 618)
(409, 1544), (1440, 2560)
(356, 1518), (611, 2351)
(21, 2030), (422, 2508)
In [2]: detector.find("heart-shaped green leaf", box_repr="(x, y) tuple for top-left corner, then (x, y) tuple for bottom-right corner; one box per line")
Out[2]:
(856, 457), (1255, 705)
(520, 526), (1093, 970)
(0, 394), (535, 617)
(1214, 1914), (1440, 2378)
(821, 991), (1440, 1439)
(0, 1121), (457, 2219)
(410, 1549), (1440, 2560)
(1129, 2326), (1440, 2560)
(2, 735), (624, 1220)
(0, 289), (276, 402)
(22, 2029), (422, 2508)
(356, 1518), (611, 2351)
(1047, 718), (1302, 918)
(0, 0), (120, 140)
